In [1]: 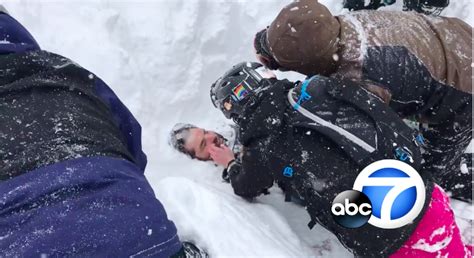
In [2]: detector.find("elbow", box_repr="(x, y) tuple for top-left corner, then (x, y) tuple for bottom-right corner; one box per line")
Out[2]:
(232, 184), (261, 200)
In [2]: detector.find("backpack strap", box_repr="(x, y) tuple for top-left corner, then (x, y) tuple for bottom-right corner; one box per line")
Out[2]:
(287, 77), (424, 170)
(288, 87), (380, 167)
(327, 83), (418, 147)
(292, 75), (316, 110)
(326, 82), (423, 169)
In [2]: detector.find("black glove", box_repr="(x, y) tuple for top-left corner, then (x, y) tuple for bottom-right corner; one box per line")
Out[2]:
(343, 0), (395, 11)
(404, 0), (449, 15)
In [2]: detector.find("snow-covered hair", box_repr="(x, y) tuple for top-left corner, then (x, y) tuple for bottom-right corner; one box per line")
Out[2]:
(169, 123), (197, 158)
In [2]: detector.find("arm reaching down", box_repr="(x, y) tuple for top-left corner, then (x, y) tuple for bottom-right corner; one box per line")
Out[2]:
(227, 143), (274, 199)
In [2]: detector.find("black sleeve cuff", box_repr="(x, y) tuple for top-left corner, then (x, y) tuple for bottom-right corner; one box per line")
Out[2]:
(227, 159), (241, 176)
(221, 168), (230, 183)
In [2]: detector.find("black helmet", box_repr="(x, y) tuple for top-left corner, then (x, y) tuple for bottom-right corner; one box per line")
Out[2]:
(210, 62), (267, 120)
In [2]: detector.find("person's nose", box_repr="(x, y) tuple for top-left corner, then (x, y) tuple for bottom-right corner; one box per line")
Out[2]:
(205, 134), (216, 146)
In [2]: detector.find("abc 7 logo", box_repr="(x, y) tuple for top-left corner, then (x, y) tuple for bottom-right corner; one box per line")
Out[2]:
(331, 160), (426, 229)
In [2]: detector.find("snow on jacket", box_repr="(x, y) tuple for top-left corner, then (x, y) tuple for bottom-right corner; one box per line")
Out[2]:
(263, 0), (472, 123)
(0, 13), (181, 257)
(228, 78), (434, 256)
(0, 50), (141, 180)
(0, 156), (181, 257)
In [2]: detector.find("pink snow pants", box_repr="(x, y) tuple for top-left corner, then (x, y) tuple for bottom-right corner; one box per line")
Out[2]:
(391, 185), (472, 257)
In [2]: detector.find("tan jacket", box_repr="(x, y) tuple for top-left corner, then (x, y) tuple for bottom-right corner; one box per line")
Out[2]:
(266, 0), (472, 99)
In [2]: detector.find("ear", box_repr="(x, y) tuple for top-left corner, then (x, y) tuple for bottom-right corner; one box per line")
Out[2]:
(256, 54), (271, 69)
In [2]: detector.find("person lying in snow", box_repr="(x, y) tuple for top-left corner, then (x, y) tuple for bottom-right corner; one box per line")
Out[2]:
(210, 62), (472, 257)
(0, 8), (207, 257)
(169, 123), (241, 182)
(253, 0), (473, 202)
(169, 123), (303, 203)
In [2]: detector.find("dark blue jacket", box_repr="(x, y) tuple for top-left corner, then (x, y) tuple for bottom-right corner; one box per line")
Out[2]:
(0, 157), (181, 257)
(0, 12), (181, 257)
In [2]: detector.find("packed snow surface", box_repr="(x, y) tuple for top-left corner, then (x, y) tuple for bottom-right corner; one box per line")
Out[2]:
(5, 0), (473, 256)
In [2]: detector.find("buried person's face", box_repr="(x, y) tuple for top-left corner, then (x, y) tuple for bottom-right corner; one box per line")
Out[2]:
(184, 128), (226, 161)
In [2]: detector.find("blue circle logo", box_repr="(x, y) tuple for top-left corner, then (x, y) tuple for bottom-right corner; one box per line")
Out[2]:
(353, 160), (426, 229)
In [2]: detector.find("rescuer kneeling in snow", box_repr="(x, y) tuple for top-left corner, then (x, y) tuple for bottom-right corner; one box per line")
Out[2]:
(210, 62), (472, 257)
(254, 0), (473, 202)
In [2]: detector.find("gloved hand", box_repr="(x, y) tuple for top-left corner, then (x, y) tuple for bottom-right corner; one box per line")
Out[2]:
(343, 0), (395, 11)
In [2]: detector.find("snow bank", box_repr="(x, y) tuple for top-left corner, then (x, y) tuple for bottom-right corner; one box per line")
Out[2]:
(155, 177), (317, 257)
(4, 0), (472, 256)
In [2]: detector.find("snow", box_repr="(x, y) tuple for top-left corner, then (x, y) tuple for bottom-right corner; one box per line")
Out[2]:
(412, 234), (452, 253)
(156, 178), (319, 256)
(288, 23), (297, 33)
(301, 150), (309, 163)
(430, 226), (446, 241)
(411, 224), (453, 253)
(3, 0), (473, 256)
(342, 13), (369, 60)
